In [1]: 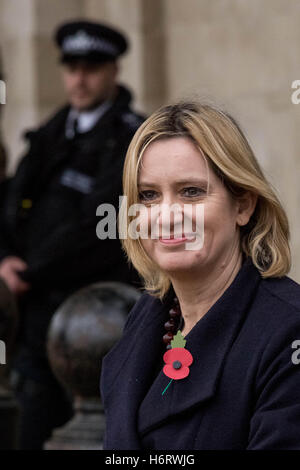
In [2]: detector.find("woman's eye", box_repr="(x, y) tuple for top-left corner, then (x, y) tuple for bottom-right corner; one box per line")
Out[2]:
(139, 190), (158, 201)
(181, 187), (205, 197)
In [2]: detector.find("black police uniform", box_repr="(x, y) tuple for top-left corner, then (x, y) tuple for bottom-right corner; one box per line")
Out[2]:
(0, 20), (145, 448)
(0, 84), (144, 448)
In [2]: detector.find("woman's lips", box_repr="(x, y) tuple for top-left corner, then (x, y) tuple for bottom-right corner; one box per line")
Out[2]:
(158, 235), (195, 245)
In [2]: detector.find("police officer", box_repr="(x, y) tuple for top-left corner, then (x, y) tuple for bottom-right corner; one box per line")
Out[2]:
(0, 20), (144, 449)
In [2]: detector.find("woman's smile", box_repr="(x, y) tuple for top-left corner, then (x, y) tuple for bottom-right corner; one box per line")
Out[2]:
(158, 234), (196, 245)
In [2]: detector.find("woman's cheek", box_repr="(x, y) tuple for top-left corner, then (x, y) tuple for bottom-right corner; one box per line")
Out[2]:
(127, 204), (150, 240)
(138, 205), (158, 240)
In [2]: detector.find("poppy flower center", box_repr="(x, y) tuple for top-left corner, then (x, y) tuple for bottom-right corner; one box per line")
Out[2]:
(173, 360), (182, 370)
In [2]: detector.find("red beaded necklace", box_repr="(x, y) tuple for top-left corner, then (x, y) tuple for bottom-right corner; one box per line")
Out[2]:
(163, 297), (184, 350)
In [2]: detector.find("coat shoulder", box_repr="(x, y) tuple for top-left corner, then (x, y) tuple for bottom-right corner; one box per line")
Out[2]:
(100, 291), (160, 399)
(259, 274), (300, 319)
(246, 274), (300, 349)
(23, 105), (70, 141)
(123, 291), (161, 332)
(119, 109), (145, 131)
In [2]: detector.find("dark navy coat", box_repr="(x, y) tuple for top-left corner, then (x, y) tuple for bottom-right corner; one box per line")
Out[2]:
(100, 257), (300, 449)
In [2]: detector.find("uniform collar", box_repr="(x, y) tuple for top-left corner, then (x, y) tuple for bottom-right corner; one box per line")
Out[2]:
(101, 257), (262, 447)
(65, 84), (132, 138)
(65, 100), (112, 138)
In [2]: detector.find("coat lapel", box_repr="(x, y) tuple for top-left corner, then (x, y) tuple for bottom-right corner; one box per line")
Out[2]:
(101, 258), (262, 448)
(101, 293), (172, 449)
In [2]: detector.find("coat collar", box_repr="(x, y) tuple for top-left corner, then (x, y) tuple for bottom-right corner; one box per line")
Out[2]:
(101, 257), (262, 447)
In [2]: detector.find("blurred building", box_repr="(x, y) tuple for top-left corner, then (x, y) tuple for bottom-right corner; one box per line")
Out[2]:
(0, 48), (6, 180)
(0, 0), (299, 282)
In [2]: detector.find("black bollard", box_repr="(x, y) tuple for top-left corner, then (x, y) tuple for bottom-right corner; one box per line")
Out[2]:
(44, 281), (141, 450)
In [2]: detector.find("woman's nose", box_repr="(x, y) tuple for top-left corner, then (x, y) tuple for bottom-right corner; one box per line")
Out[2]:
(155, 202), (184, 237)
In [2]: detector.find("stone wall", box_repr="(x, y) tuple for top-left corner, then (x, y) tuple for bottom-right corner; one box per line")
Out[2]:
(160, 0), (300, 282)
(0, 0), (299, 281)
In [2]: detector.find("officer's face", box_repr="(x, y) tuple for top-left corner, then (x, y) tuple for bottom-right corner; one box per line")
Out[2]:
(61, 60), (118, 110)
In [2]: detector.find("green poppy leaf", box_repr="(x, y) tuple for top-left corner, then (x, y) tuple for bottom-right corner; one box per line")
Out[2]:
(171, 330), (186, 348)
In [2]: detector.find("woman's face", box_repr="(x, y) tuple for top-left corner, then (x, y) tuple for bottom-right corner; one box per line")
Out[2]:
(137, 136), (249, 276)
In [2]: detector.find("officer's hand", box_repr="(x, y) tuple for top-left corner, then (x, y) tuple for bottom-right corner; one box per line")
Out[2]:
(0, 256), (31, 295)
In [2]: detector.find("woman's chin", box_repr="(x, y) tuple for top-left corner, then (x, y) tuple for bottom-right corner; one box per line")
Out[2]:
(155, 251), (203, 274)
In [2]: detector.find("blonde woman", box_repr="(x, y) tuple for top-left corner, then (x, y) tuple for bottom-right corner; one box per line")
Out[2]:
(100, 101), (300, 450)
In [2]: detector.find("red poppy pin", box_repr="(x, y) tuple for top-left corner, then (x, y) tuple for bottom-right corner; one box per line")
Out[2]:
(162, 330), (193, 395)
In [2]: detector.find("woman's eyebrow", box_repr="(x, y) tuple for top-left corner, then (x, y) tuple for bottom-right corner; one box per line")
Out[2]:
(138, 178), (208, 187)
(174, 178), (208, 186)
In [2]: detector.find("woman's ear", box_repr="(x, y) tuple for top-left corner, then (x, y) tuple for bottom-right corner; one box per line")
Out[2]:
(236, 191), (258, 227)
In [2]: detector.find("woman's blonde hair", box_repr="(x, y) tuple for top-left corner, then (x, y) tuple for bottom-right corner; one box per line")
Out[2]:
(119, 101), (291, 300)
